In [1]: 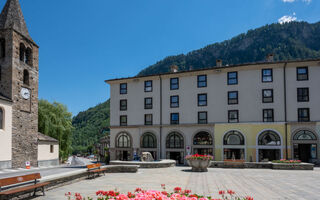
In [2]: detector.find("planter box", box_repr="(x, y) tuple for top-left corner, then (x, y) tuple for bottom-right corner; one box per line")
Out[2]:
(272, 163), (314, 170)
(187, 159), (210, 172)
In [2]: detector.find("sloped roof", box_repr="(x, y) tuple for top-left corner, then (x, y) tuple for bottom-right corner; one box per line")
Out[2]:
(0, 0), (31, 40)
(0, 94), (12, 102)
(38, 132), (59, 143)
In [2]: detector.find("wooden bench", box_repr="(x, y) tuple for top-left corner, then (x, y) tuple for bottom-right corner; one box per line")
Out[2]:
(0, 173), (50, 200)
(87, 163), (107, 179)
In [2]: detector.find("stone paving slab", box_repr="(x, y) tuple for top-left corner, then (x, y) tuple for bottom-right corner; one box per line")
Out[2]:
(35, 167), (320, 200)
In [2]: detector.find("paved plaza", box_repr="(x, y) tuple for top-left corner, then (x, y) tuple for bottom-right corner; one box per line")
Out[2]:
(35, 167), (320, 200)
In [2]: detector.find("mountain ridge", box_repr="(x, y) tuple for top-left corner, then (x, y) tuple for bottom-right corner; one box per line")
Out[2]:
(72, 21), (320, 152)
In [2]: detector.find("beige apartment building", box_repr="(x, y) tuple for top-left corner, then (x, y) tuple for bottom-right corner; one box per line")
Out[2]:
(106, 58), (320, 164)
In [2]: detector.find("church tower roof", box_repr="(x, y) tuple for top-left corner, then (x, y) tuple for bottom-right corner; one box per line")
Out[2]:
(0, 0), (30, 39)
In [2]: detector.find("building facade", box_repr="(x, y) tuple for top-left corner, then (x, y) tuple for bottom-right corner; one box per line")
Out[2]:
(106, 58), (320, 164)
(0, 0), (59, 168)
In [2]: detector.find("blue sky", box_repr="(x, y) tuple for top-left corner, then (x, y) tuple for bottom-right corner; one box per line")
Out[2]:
(3, 0), (319, 116)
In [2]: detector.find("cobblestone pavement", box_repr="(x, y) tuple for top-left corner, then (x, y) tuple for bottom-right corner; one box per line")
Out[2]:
(35, 167), (320, 200)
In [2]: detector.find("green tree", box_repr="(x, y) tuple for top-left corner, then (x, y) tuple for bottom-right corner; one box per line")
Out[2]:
(38, 99), (74, 160)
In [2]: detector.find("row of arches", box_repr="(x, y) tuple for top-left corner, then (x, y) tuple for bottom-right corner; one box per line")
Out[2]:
(0, 40), (33, 65)
(115, 129), (318, 162)
(115, 130), (296, 149)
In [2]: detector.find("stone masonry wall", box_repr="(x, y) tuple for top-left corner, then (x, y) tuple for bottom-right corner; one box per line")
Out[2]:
(11, 31), (39, 168)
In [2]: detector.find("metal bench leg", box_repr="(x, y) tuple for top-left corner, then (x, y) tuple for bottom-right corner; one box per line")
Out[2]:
(33, 188), (37, 196)
(42, 186), (46, 196)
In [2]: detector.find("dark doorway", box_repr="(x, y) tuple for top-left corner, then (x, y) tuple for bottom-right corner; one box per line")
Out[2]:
(259, 149), (280, 162)
(294, 144), (317, 163)
(169, 152), (183, 165)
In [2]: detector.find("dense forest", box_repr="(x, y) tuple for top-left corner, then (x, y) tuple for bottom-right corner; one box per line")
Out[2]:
(71, 21), (320, 153)
(71, 100), (110, 154)
(138, 21), (320, 76)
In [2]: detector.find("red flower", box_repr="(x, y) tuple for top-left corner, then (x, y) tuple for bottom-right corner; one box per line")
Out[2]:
(246, 196), (254, 200)
(135, 188), (142, 193)
(108, 191), (116, 196)
(161, 191), (168, 196)
(183, 189), (191, 194)
(227, 190), (235, 195)
(174, 187), (182, 193)
(218, 190), (225, 195)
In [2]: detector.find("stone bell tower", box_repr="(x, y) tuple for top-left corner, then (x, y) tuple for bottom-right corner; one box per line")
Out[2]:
(0, 0), (39, 168)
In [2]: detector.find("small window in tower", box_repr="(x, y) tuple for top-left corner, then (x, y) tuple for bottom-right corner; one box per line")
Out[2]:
(20, 43), (25, 61)
(50, 145), (54, 153)
(23, 69), (29, 85)
(25, 48), (32, 66)
(0, 38), (5, 58)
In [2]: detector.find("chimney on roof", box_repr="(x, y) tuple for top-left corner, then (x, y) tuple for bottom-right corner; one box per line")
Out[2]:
(170, 65), (179, 73)
(266, 54), (274, 62)
(216, 59), (223, 67)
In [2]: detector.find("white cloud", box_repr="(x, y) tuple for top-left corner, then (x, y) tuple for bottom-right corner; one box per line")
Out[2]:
(302, 0), (312, 4)
(281, 0), (311, 3)
(278, 13), (297, 24)
(282, 0), (296, 2)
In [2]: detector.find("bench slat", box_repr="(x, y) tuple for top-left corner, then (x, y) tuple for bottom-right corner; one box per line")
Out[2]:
(87, 163), (101, 170)
(0, 182), (49, 195)
(0, 173), (41, 187)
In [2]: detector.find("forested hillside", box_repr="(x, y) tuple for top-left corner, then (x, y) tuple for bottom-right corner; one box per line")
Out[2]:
(72, 21), (320, 152)
(72, 100), (110, 154)
(138, 21), (320, 76)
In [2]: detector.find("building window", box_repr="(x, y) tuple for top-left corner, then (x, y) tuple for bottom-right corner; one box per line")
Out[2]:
(228, 110), (239, 123)
(198, 93), (207, 106)
(224, 131), (245, 145)
(141, 133), (157, 148)
(166, 132), (184, 148)
(297, 67), (308, 81)
(297, 88), (309, 102)
(0, 107), (3, 130)
(228, 72), (238, 85)
(298, 108), (310, 122)
(23, 69), (29, 85)
(263, 109), (274, 122)
(170, 95), (179, 108)
(50, 145), (54, 153)
(120, 115), (127, 126)
(117, 132), (131, 148)
(193, 131), (212, 145)
(0, 38), (5, 58)
(262, 69), (273, 82)
(144, 114), (153, 125)
(262, 89), (273, 103)
(197, 75), (207, 88)
(120, 83), (127, 94)
(293, 130), (317, 140)
(228, 91), (238, 105)
(25, 48), (32, 66)
(144, 80), (152, 92)
(170, 113), (179, 125)
(20, 43), (25, 62)
(198, 111), (208, 124)
(120, 100), (127, 111)
(258, 131), (281, 146)
(170, 78), (179, 90)
(144, 97), (153, 109)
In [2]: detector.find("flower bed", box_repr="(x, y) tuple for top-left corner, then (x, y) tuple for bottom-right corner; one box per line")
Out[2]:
(185, 154), (214, 161)
(65, 186), (253, 200)
(272, 159), (301, 164)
